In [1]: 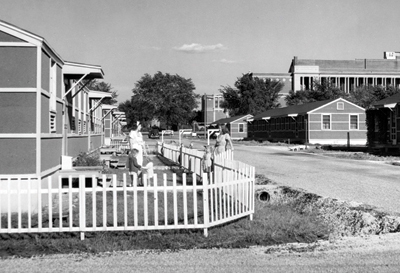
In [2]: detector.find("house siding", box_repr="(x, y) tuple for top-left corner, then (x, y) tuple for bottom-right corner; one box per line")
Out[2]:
(0, 92), (36, 133)
(91, 134), (102, 151)
(312, 101), (363, 114)
(41, 51), (50, 92)
(56, 102), (63, 134)
(0, 47), (36, 87)
(68, 135), (89, 157)
(0, 30), (25, 42)
(56, 65), (62, 98)
(230, 123), (248, 139)
(0, 138), (36, 174)
(41, 137), (62, 172)
(41, 93), (50, 133)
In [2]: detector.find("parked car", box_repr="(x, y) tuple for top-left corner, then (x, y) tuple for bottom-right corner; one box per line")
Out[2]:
(162, 130), (174, 136)
(148, 127), (160, 139)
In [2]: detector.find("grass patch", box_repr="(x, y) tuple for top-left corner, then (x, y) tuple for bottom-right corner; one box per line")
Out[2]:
(0, 199), (331, 258)
(305, 148), (400, 162)
(233, 139), (290, 146)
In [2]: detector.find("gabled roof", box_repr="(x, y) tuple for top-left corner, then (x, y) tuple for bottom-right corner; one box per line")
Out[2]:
(373, 93), (400, 108)
(0, 20), (105, 77)
(253, 98), (364, 120)
(0, 19), (63, 65)
(213, 114), (253, 124)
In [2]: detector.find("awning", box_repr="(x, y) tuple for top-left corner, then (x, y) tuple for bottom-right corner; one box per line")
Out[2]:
(63, 61), (104, 80)
(88, 90), (112, 99)
(63, 62), (105, 99)
(88, 90), (112, 112)
(384, 103), (397, 109)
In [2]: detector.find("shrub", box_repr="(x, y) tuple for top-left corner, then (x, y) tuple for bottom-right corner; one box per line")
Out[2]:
(73, 152), (101, 167)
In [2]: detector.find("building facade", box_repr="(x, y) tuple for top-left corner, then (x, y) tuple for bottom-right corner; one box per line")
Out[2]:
(372, 93), (400, 146)
(248, 98), (366, 145)
(0, 20), (115, 212)
(202, 94), (227, 126)
(254, 53), (400, 105)
(290, 54), (400, 93)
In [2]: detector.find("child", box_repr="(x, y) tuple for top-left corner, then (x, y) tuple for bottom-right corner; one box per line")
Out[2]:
(201, 145), (212, 182)
(127, 148), (143, 186)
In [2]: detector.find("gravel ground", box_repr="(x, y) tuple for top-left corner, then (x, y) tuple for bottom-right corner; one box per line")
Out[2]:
(232, 145), (400, 215)
(1, 233), (400, 272)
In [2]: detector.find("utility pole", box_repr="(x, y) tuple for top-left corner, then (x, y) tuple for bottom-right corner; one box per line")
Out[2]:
(204, 93), (207, 140)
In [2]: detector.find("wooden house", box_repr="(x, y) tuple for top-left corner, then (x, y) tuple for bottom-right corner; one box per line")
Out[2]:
(213, 114), (253, 140)
(371, 93), (400, 147)
(248, 98), (366, 145)
(0, 20), (115, 212)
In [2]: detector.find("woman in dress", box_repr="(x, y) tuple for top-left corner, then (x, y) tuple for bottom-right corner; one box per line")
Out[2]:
(129, 122), (144, 165)
(214, 125), (234, 155)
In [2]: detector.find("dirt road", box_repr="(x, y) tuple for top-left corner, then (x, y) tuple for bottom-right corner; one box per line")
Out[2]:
(232, 145), (400, 214)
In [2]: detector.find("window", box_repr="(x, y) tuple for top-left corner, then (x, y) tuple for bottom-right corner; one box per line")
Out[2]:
(50, 113), (56, 133)
(337, 102), (344, 110)
(350, 115), (358, 130)
(83, 121), (87, 133)
(70, 118), (76, 131)
(78, 119), (82, 134)
(238, 123), (244, 132)
(322, 115), (331, 130)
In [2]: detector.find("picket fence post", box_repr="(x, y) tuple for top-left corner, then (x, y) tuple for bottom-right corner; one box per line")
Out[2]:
(202, 173), (209, 237)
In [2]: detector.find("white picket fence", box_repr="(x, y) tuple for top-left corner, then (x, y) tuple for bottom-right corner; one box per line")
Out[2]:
(0, 143), (254, 239)
(158, 142), (255, 223)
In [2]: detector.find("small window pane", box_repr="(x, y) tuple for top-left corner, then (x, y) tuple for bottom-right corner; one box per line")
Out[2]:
(350, 115), (358, 129)
(323, 115), (330, 129)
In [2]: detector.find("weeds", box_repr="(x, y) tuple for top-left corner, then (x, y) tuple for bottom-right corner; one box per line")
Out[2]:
(73, 152), (102, 167)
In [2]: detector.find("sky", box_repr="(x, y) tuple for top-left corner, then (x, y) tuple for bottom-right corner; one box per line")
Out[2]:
(1, 0), (400, 104)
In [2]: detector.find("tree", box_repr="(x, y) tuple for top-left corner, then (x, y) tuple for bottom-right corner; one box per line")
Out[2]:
(285, 79), (347, 106)
(121, 72), (199, 129)
(220, 73), (282, 116)
(85, 80), (118, 105)
(347, 85), (400, 109)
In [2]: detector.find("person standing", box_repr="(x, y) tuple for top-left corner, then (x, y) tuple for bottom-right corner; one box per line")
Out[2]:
(129, 122), (144, 166)
(126, 148), (143, 186)
(214, 125), (234, 155)
(201, 145), (213, 182)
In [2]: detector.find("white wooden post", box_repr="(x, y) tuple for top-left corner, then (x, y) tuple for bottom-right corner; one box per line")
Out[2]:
(202, 173), (209, 237)
(79, 175), (86, 240)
